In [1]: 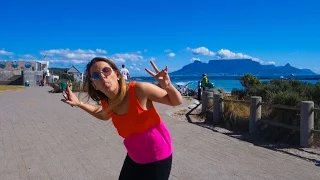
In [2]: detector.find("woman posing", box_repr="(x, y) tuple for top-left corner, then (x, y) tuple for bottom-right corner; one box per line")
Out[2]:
(62, 57), (182, 180)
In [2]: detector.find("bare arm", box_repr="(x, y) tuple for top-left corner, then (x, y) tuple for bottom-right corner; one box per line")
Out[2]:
(77, 102), (110, 121)
(163, 83), (183, 106)
(137, 82), (182, 106)
(62, 85), (110, 121)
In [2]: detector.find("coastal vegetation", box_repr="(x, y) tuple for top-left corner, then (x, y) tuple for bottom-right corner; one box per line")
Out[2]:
(225, 74), (320, 146)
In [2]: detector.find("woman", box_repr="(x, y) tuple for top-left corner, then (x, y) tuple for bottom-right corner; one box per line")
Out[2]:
(62, 57), (183, 180)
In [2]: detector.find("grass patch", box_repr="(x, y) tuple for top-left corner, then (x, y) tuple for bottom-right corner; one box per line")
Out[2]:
(0, 85), (25, 93)
(222, 96), (250, 132)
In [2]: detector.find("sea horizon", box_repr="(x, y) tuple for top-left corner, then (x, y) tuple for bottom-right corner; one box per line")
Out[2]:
(131, 75), (320, 92)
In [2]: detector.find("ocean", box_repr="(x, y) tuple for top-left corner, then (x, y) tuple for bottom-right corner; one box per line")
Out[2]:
(132, 76), (320, 92)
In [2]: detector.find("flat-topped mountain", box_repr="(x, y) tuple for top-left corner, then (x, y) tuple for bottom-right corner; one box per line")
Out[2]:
(170, 59), (316, 76)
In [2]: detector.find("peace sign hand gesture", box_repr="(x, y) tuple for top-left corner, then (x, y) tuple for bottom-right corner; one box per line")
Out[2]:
(145, 61), (171, 89)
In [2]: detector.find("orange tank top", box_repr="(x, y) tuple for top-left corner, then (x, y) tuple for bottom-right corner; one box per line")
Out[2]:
(101, 81), (162, 138)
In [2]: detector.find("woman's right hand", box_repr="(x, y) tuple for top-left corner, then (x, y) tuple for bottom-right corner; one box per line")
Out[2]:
(62, 83), (80, 107)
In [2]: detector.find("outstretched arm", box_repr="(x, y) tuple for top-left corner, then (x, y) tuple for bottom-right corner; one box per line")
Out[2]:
(77, 102), (110, 121)
(62, 85), (110, 121)
(137, 82), (182, 106)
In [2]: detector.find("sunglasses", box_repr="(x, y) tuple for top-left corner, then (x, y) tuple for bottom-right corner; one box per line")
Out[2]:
(90, 67), (113, 81)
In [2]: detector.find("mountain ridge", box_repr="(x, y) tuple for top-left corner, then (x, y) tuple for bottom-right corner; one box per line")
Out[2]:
(170, 59), (316, 76)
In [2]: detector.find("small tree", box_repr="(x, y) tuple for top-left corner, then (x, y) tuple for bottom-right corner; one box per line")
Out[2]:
(240, 74), (261, 90)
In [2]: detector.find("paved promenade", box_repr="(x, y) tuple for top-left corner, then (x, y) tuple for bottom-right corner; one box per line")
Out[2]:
(0, 87), (320, 180)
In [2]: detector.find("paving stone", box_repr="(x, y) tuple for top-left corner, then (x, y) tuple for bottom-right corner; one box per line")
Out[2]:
(0, 87), (319, 180)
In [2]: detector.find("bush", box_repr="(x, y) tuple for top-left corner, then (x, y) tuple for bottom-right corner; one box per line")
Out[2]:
(49, 79), (82, 93)
(272, 91), (301, 106)
(240, 74), (261, 90)
(228, 74), (320, 146)
(231, 89), (247, 100)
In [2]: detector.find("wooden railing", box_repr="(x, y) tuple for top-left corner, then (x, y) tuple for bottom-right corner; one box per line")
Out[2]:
(200, 92), (320, 148)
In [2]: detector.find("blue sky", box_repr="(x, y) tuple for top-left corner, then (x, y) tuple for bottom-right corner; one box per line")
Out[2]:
(0, 0), (319, 76)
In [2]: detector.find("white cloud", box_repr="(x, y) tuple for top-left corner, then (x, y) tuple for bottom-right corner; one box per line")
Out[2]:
(95, 49), (107, 54)
(187, 47), (274, 65)
(132, 63), (137, 66)
(190, 57), (200, 62)
(70, 59), (90, 64)
(112, 53), (143, 62)
(150, 57), (156, 61)
(216, 49), (253, 59)
(263, 61), (276, 65)
(216, 49), (277, 65)
(48, 59), (91, 64)
(164, 50), (175, 58)
(40, 48), (107, 59)
(215, 49), (266, 63)
(22, 54), (34, 59)
(65, 53), (96, 59)
(110, 57), (125, 63)
(187, 47), (215, 56)
(0, 49), (14, 56)
(135, 68), (141, 71)
(39, 48), (108, 64)
(136, 51), (142, 54)
(168, 53), (175, 58)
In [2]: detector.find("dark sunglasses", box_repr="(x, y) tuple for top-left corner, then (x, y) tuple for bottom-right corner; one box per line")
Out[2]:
(90, 67), (113, 81)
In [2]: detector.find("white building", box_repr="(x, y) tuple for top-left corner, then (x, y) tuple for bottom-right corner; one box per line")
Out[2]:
(67, 65), (83, 82)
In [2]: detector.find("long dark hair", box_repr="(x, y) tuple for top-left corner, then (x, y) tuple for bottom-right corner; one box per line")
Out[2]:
(81, 57), (126, 113)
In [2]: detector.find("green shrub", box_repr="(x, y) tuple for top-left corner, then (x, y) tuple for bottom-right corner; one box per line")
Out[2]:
(231, 89), (247, 99)
(50, 79), (82, 93)
(272, 91), (301, 106)
(240, 74), (261, 90)
(234, 74), (320, 146)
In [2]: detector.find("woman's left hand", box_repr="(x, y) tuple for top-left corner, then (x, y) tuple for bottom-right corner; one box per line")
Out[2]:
(145, 60), (171, 89)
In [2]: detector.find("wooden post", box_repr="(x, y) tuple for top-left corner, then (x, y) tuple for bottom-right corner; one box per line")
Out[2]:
(213, 94), (223, 124)
(249, 96), (262, 134)
(201, 91), (214, 113)
(300, 101), (314, 148)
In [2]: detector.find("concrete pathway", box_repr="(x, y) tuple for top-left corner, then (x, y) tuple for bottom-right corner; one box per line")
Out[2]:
(0, 87), (319, 180)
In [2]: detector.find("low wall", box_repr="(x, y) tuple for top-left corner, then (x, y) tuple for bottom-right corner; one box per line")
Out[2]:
(0, 71), (16, 81)
(0, 70), (44, 86)
(23, 71), (43, 86)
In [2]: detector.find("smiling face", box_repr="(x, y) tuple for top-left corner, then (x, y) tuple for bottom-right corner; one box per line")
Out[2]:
(89, 61), (120, 96)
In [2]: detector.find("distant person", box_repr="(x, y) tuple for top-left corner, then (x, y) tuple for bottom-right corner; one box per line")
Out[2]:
(40, 79), (44, 86)
(201, 74), (209, 91)
(120, 64), (130, 81)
